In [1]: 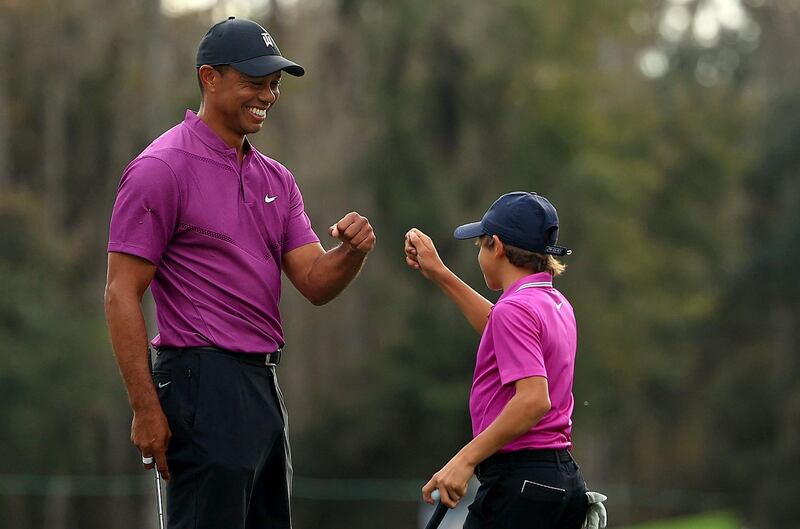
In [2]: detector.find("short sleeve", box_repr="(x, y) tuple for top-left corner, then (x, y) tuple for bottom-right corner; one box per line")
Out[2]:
(107, 156), (181, 265)
(490, 301), (546, 385)
(282, 168), (319, 253)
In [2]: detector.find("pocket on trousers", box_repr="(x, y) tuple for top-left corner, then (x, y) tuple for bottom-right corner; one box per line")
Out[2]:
(521, 480), (567, 502)
(152, 370), (173, 397)
(182, 366), (197, 428)
(152, 367), (197, 430)
(501, 479), (567, 527)
(152, 370), (178, 422)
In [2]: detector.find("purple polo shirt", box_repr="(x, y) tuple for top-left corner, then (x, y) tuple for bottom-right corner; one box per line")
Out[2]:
(108, 110), (319, 353)
(469, 272), (578, 451)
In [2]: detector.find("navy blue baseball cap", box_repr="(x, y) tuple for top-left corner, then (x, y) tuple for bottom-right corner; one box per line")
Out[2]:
(196, 17), (305, 77)
(454, 192), (572, 256)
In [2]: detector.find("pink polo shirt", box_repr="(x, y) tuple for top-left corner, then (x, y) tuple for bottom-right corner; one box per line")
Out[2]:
(108, 110), (319, 353)
(469, 272), (578, 451)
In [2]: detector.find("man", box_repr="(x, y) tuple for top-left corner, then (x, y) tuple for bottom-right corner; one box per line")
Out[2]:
(104, 17), (375, 529)
(405, 192), (605, 528)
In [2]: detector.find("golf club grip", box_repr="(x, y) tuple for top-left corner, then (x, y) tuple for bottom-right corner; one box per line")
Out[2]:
(424, 501), (448, 529)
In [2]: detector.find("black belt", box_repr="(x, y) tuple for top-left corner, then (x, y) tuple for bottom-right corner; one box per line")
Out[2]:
(157, 346), (282, 366)
(477, 449), (573, 477)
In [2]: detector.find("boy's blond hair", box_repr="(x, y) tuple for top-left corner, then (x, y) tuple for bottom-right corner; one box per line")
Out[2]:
(479, 235), (566, 276)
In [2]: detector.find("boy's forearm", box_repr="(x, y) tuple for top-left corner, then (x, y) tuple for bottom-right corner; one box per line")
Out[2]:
(456, 393), (549, 467)
(431, 267), (493, 333)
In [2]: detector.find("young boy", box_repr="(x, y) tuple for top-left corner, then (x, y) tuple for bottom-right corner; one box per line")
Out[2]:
(405, 191), (604, 529)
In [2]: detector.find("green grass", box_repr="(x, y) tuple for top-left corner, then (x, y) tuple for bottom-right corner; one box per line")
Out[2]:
(620, 511), (740, 529)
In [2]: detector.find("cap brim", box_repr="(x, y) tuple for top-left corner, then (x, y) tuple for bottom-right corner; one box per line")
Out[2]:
(453, 221), (485, 240)
(231, 55), (305, 77)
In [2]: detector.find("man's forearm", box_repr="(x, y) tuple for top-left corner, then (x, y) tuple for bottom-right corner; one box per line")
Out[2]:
(303, 244), (368, 305)
(104, 291), (159, 412)
(431, 268), (493, 333)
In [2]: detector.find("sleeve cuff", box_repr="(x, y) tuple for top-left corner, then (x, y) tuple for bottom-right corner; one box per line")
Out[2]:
(500, 369), (548, 386)
(107, 242), (160, 265)
(283, 234), (321, 254)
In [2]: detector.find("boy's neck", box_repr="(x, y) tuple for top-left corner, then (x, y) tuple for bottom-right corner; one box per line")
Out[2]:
(499, 264), (540, 292)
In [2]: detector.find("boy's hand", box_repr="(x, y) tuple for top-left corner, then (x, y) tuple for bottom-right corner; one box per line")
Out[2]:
(421, 454), (475, 508)
(404, 228), (447, 281)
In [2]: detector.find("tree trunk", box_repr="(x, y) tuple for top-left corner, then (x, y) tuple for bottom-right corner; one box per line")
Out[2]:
(42, 72), (67, 234)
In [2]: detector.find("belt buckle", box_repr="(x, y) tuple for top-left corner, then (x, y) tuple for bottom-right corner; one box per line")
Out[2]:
(267, 348), (282, 366)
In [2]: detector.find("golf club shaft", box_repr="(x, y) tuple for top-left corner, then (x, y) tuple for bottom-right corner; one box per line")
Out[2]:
(424, 501), (448, 529)
(154, 467), (165, 529)
(147, 347), (165, 529)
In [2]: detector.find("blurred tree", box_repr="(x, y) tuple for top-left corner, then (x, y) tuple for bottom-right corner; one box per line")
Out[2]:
(0, 12), (9, 189)
(284, 1), (755, 526)
(700, 3), (800, 527)
(1, 0), (797, 527)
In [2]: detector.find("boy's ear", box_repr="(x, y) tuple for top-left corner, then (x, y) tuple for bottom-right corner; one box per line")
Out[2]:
(491, 235), (505, 258)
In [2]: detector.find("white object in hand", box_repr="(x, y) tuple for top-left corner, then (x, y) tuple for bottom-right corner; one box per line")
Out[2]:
(582, 491), (608, 529)
(142, 455), (154, 465)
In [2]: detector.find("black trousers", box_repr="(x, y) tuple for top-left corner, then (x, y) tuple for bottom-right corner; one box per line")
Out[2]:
(464, 450), (588, 529)
(152, 347), (292, 529)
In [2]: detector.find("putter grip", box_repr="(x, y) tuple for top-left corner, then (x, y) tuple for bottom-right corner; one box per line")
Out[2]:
(424, 501), (449, 529)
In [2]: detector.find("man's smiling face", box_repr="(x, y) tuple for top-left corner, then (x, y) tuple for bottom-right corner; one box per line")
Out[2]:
(211, 67), (282, 137)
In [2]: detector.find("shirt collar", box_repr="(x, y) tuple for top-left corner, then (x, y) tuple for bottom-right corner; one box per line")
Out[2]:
(183, 109), (254, 158)
(498, 272), (554, 301)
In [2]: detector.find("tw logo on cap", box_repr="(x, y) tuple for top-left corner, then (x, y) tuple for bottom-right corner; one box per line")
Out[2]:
(261, 32), (276, 49)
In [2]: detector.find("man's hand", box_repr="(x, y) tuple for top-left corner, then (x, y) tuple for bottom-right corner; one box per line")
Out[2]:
(421, 454), (476, 508)
(133, 405), (172, 481)
(405, 228), (447, 281)
(329, 212), (376, 254)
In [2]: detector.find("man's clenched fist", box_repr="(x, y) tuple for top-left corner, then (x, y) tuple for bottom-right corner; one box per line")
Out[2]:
(329, 212), (376, 254)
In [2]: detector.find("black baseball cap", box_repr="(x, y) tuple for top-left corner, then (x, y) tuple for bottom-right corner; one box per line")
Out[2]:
(196, 17), (305, 77)
(454, 191), (573, 256)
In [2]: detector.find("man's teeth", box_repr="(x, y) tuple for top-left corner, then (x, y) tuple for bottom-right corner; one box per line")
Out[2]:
(247, 107), (267, 118)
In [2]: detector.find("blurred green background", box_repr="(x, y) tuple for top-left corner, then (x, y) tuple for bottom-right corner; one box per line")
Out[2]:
(1, 0), (798, 527)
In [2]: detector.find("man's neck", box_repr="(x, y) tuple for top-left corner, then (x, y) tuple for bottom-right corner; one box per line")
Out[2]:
(197, 105), (247, 161)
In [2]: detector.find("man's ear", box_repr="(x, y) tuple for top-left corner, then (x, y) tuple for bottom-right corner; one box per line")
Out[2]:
(198, 65), (218, 94)
(491, 235), (505, 258)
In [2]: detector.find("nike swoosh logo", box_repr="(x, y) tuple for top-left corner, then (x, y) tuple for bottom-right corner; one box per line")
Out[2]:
(555, 302), (563, 310)
(265, 195), (278, 203)
(158, 381), (172, 388)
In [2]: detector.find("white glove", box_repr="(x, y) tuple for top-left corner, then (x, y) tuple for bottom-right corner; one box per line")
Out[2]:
(582, 491), (608, 529)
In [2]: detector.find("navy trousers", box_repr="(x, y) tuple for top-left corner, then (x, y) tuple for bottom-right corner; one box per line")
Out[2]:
(465, 449), (588, 529)
(153, 347), (292, 529)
